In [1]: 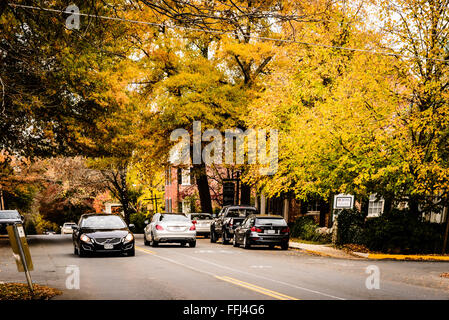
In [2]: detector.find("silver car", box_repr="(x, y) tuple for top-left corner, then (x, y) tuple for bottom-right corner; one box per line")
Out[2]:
(61, 222), (76, 234)
(187, 213), (213, 238)
(144, 213), (196, 247)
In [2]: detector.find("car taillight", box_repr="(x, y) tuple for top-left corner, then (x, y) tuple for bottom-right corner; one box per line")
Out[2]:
(192, 220), (197, 224)
(250, 226), (262, 233)
(190, 225), (196, 231)
(281, 227), (290, 233)
(155, 225), (164, 230)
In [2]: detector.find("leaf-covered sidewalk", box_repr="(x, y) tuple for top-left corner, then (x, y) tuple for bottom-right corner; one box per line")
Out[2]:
(0, 282), (62, 300)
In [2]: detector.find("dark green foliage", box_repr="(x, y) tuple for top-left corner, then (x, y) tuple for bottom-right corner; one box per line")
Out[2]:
(363, 210), (444, 254)
(336, 208), (444, 254)
(335, 209), (366, 245)
(291, 216), (331, 243)
(130, 212), (149, 233)
(25, 220), (37, 235)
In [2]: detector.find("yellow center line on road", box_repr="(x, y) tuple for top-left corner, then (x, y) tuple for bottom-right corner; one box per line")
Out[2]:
(215, 276), (299, 300)
(136, 246), (299, 300)
(136, 246), (156, 254)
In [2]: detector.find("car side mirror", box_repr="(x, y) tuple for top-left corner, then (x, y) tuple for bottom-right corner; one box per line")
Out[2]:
(129, 224), (135, 229)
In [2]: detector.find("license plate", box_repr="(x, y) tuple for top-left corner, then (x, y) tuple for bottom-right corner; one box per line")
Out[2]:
(265, 230), (276, 234)
(104, 244), (114, 249)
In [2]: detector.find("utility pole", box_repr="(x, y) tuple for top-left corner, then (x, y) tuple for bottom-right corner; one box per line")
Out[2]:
(0, 184), (4, 210)
(144, 190), (160, 213)
(442, 206), (449, 254)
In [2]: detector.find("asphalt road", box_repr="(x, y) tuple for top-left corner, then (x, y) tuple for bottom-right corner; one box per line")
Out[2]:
(1, 235), (449, 300)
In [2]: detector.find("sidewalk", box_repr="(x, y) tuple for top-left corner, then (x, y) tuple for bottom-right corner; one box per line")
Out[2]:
(288, 241), (359, 259)
(288, 240), (449, 262)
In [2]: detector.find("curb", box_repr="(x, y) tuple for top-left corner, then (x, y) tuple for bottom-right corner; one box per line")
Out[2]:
(352, 252), (449, 261)
(289, 242), (354, 259)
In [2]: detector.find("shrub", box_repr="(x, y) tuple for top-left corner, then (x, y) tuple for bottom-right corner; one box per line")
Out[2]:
(25, 220), (37, 235)
(129, 212), (149, 233)
(335, 208), (444, 254)
(291, 216), (331, 243)
(363, 210), (444, 254)
(335, 209), (366, 246)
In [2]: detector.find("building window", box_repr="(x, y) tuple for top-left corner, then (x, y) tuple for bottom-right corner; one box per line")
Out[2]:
(165, 168), (172, 186)
(166, 198), (172, 213)
(182, 200), (191, 214)
(181, 169), (191, 185)
(368, 194), (384, 217)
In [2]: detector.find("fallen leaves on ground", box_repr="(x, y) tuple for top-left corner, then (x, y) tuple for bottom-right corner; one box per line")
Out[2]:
(440, 273), (449, 279)
(340, 244), (371, 253)
(0, 283), (62, 300)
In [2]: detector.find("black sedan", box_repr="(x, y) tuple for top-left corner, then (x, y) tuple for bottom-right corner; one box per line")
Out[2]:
(72, 213), (135, 257)
(233, 214), (289, 250)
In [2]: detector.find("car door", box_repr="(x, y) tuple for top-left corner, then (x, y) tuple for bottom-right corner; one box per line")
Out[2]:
(73, 218), (82, 246)
(237, 217), (250, 242)
(215, 209), (225, 232)
(245, 217), (255, 240)
(147, 214), (158, 238)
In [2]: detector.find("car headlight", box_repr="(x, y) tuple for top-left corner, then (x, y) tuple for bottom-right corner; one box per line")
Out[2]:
(124, 233), (134, 243)
(80, 234), (91, 243)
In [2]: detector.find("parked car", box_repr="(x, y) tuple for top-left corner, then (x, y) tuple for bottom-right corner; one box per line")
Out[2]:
(187, 213), (213, 238)
(61, 222), (76, 234)
(210, 205), (258, 244)
(44, 230), (56, 235)
(233, 214), (290, 250)
(144, 213), (196, 247)
(0, 210), (24, 235)
(72, 213), (135, 257)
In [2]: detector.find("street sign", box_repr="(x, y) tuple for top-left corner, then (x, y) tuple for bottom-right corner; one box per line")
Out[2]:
(7, 223), (34, 292)
(223, 182), (235, 206)
(333, 194), (354, 209)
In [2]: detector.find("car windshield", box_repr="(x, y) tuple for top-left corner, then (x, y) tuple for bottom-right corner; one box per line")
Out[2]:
(64, 223), (75, 227)
(160, 214), (189, 222)
(256, 218), (287, 226)
(0, 211), (20, 219)
(191, 214), (211, 221)
(226, 209), (257, 218)
(80, 215), (126, 229)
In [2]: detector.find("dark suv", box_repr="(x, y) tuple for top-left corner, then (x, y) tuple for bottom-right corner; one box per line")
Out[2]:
(233, 214), (290, 250)
(210, 205), (258, 244)
(0, 210), (24, 235)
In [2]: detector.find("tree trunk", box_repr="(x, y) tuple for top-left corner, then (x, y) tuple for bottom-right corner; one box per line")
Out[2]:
(0, 2), (7, 19)
(193, 163), (213, 214)
(408, 195), (420, 217)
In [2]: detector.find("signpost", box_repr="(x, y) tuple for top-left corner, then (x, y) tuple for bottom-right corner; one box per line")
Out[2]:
(332, 194), (355, 224)
(7, 223), (34, 292)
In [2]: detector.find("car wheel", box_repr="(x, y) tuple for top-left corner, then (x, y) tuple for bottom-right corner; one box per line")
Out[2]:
(210, 229), (217, 243)
(79, 246), (87, 257)
(180, 242), (186, 247)
(269, 244), (275, 249)
(143, 232), (150, 246)
(233, 234), (239, 247)
(222, 230), (229, 245)
(74, 246), (78, 255)
(243, 236), (251, 249)
(281, 242), (289, 250)
(189, 240), (196, 248)
(151, 234), (158, 247)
